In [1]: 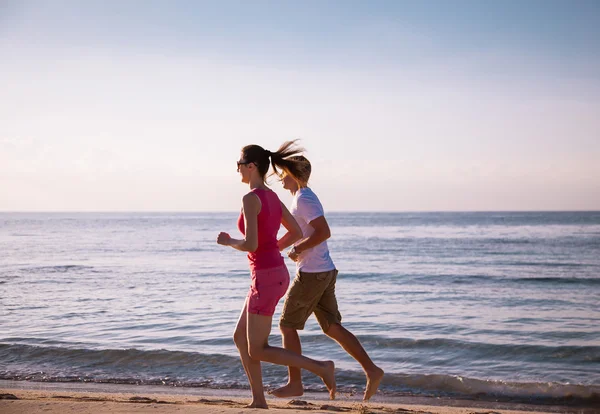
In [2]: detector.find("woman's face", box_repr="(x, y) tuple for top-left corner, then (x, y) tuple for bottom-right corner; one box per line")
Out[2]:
(237, 152), (253, 184)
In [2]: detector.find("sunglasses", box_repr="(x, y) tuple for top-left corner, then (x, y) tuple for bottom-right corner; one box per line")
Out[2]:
(237, 160), (254, 170)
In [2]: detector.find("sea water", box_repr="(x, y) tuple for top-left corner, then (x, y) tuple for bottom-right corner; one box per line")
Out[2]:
(1, 212), (599, 405)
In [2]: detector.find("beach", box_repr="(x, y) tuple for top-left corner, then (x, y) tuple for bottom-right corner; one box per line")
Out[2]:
(2, 381), (589, 414)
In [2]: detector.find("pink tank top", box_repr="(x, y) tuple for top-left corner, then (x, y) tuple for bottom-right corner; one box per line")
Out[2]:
(237, 188), (284, 270)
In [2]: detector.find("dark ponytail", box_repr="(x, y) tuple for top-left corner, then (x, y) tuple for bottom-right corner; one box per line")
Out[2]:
(241, 140), (308, 182)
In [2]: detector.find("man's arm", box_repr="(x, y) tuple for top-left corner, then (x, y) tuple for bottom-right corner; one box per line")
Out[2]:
(288, 215), (330, 260)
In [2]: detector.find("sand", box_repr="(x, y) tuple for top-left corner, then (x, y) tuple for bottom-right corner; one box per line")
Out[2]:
(2, 382), (590, 414)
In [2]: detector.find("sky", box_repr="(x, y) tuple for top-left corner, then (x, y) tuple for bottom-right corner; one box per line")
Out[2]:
(1, 0), (599, 211)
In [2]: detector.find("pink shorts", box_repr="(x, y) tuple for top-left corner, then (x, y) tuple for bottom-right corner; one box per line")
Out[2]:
(247, 264), (290, 316)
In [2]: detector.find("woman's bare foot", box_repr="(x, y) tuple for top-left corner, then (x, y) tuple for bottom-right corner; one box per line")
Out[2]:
(269, 382), (304, 398)
(363, 366), (384, 401)
(246, 400), (269, 409)
(320, 360), (336, 400)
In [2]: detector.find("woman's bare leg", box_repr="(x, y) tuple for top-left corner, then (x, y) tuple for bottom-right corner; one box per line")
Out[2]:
(247, 312), (336, 400)
(233, 302), (268, 408)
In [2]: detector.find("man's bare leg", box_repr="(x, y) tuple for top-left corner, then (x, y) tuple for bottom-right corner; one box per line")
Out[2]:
(269, 326), (304, 398)
(325, 323), (384, 401)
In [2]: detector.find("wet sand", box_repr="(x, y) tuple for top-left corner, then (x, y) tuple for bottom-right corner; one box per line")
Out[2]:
(1, 381), (586, 414)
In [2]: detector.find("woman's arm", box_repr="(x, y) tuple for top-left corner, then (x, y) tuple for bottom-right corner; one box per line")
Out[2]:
(277, 202), (303, 251)
(217, 193), (260, 252)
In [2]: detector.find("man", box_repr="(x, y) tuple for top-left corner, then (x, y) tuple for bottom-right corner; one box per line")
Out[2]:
(272, 156), (384, 401)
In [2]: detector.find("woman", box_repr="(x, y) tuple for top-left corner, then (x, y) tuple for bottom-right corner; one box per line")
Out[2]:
(271, 155), (384, 401)
(217, 141), (336, 409)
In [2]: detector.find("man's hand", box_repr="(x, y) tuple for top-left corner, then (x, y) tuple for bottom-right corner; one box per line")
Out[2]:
(287, 246), (300, 262)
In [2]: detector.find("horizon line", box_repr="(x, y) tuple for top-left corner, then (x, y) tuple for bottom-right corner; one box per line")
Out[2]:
(1, 210), (599, 214)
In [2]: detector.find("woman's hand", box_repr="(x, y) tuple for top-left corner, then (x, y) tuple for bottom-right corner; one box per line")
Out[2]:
(217, 232), (232, 246)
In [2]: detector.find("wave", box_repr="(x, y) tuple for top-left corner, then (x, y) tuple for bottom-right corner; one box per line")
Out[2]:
(1, 343), (598, 406)
(19, 265), (98, 274)
(496, 261), (587, 267)
(5, 336), (598, 362)
(488, 238), (533, 244)
(152, 248), (203, 253)
(511, 276), (600, 285)
(340, 272), (600, 287)
(377, 372), (600, 405)
(447, 274), (600, 286)
(354, 336), (600, 362)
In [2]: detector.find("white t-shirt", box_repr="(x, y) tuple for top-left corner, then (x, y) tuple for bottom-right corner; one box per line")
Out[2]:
(291, 187), (336, 273)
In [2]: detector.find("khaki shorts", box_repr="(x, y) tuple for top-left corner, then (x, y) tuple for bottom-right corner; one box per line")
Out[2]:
(279, 269), (342, 332)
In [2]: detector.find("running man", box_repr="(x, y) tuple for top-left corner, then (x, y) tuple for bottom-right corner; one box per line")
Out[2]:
(271, 155), (384, 401)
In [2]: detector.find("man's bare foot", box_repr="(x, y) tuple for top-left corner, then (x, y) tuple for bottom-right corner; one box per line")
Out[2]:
(320, 360), (336, 400)
(246, 400), (269, 409)
(363, 366), (384, 401)
(269, 382), (304, 398)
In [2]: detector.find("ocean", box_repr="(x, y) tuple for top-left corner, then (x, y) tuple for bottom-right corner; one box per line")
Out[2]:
(1, 212), (599, 407)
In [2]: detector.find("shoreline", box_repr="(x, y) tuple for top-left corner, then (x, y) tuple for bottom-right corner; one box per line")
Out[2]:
(1, 380), (596, 414)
